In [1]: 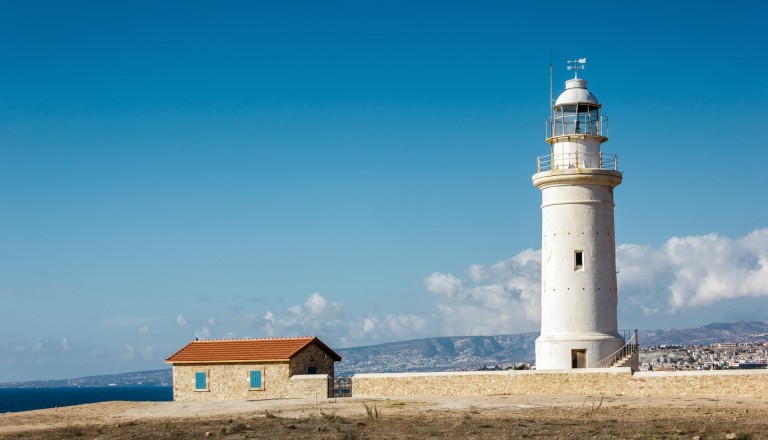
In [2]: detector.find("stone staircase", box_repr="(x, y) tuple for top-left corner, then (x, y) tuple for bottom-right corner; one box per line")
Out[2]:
(592, 329), (639, 370)
(611, 349), (639, 368)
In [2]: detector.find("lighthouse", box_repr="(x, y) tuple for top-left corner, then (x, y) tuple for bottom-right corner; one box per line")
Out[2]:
(533, 59), (637, 370)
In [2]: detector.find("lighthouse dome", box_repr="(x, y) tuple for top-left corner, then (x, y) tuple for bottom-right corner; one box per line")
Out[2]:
(554, 78), (600, 106)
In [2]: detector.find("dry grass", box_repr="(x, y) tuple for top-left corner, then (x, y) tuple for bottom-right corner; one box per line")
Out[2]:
(2, 395), (768, 439)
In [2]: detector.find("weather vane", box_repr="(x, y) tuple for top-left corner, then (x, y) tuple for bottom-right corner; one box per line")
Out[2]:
(566, 58), (587, 78)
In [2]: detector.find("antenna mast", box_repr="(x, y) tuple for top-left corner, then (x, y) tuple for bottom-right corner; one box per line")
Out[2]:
(549, 50), (553, 124)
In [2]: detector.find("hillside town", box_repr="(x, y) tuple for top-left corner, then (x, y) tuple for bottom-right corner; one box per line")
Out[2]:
(639, 342), (768, 371)
(473, 341), (768, 373)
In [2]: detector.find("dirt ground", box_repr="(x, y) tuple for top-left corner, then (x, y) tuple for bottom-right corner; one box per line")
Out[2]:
(1, 394), (766, 439)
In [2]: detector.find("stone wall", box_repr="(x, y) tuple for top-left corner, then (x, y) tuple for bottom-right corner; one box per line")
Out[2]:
(173, 363), (331, 401)
(290, 344), (336, 377)
(285, 374), (333, 400)
(352, 368), (768, 399)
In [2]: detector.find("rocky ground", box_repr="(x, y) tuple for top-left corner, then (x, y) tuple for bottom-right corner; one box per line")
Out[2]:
(1, 394), (766, 439)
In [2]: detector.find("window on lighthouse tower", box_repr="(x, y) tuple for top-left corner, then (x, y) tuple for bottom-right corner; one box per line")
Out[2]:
(574, 250), (584, 270)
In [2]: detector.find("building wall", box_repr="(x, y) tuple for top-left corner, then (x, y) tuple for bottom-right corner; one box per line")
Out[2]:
(534, 169), (624, 369)
(352, 368), (768, 399)
(289, 344), (336, 377)
(539, 183), (620, 336)
(285, 374), (333, 400)
(172, 362), (331, 401)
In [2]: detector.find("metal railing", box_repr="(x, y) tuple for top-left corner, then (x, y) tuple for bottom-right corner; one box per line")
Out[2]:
(591, 329), (639, 368)
(547, 115), (608, 139)
(536, 151), (618, 173)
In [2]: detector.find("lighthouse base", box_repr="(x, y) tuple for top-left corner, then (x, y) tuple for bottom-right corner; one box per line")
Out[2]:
(535, 333), (624, 370)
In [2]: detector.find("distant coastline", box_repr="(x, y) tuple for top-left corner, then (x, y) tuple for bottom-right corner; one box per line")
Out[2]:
(0, 369), (172, 389)
(3, 321), (766, 389)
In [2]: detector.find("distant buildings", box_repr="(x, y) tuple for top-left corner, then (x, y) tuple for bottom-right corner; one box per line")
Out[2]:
(640, 342), (768, 371)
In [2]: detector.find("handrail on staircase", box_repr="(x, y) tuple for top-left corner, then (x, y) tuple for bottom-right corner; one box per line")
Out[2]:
(591, 330), (638, 368)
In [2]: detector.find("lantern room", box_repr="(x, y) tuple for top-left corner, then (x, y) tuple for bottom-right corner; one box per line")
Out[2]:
(548, 78), (606, 141)
(538, 66), (615, 172)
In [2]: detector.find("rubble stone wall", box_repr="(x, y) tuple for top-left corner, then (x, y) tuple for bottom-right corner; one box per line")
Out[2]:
(290, 344), (336, 377)
(285, 374), (333, 400)
(173, 363), (331, 401)
(352, 368), (768, 399)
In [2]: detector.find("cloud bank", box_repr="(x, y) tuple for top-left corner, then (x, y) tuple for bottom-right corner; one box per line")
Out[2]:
(424, 248), (541, 336)
(233, 292), (428, 347)
(7, 229), (765, 382)
(618, 228), (768, 314)
(239, 228), (768, 346)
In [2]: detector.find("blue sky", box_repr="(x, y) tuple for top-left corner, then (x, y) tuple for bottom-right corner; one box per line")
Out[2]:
(1, 1), (767, 381)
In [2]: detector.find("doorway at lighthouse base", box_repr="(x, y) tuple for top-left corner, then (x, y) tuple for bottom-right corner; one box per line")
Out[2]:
(571, 349), (586, 368)
(535, 334), (624, 370)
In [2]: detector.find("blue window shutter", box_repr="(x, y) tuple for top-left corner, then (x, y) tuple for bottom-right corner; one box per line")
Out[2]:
(250, 370), (262, 388)
(195, 372), (206, 390)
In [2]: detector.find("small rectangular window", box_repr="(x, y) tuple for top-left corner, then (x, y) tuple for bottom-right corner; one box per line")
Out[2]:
(195, 371), (208, 391)
(575, 250), (583, 270)
(249, 370), (263, 389)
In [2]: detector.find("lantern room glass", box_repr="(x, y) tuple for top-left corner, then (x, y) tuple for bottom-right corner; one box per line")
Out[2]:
(551, 104), (600, 137)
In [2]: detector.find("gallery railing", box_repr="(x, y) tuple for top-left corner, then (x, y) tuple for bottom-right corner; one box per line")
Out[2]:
(536, 152), (618, 173)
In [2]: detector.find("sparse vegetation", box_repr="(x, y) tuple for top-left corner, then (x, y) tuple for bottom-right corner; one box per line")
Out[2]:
(3, 396), (768, 439)
(588, 394), (604, 417)
(362, 403), (379, 421)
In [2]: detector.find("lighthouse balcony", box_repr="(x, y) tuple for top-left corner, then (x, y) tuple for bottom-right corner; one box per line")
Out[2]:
(536, 151), (618, 173)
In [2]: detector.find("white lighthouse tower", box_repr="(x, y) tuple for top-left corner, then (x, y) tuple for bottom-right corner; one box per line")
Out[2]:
(533, 59), (637, 370)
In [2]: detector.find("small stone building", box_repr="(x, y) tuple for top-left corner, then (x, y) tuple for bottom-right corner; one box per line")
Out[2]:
(166, 336), (341, 401)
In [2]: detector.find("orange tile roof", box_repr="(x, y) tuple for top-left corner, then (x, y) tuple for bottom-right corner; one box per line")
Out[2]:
(165, 336), (341, 364)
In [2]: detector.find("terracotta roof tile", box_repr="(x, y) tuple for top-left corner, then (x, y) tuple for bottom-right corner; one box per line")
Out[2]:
(165, 336), (342, 363)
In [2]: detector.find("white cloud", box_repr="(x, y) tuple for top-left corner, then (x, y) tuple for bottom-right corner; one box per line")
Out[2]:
(138, 325), (150, 335)
(60, 338), (71, 350)
(251, 292), (428, 347)
(425, 272), (464, 298)
(176, 315), (188, 327)
(422, 229), (768, 336)
(8, 344), (27, 353)
(618, 228), (768, 313)
(337, 313), (430, 347)
(305, 293), (344, 319)
(89, 347), (107, 356)
(121, 344), (135, 360)
(140, 346), (154, 359)
(231, 312), (260, 328)
(223, 229), (767, 346)
(424, 248), (542, 336)
(195, 326), (212, 339)
(382, 314), (428, 336)
(467, 264), (489, 282)
(261, 292), (346, 338)
(362, 317), (377, 333)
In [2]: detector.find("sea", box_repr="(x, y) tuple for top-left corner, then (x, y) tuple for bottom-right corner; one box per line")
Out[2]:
(0, 386), (173, 413)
